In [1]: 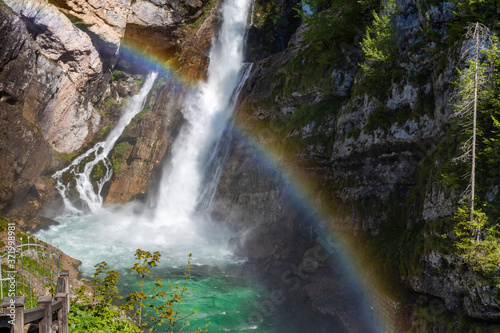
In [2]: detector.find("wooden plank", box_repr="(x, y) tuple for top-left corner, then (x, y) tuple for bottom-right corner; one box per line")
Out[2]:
(55, 277), (65, 294)
(24, 301), (62, 324)
(51, 300), (62, 312)
(0, 297), (25, 333)
(24, 307), (44, 324)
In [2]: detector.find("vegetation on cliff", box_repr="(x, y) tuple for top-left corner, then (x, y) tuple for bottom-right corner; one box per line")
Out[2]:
(236, 0), (500, 328)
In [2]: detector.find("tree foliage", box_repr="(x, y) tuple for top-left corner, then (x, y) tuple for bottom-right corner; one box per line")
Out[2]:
(450, 0), (500, 27)
(70, 262), (139, 333)
(359, 0), (397, 72)
(449, 29), (500, 286)
(70, 250), (207, 332)
(453, 23), (493, 238)
(123, 250), (208, 332)
(295, 0), (379, 65)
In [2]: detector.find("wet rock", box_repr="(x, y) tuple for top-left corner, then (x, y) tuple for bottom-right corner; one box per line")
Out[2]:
(105, 76), (187, 204)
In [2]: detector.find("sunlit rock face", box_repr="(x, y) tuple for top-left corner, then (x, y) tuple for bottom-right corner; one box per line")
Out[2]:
(0, 4), (64, 212)
(47, 0), (131, 57)
(124, 0), (220, 81)
(3, 0), (107, 154)
(125, 0), (182, 53)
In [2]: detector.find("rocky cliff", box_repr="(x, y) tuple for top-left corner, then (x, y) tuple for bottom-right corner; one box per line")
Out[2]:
(1, 0), (500, 331)
(209, 0), (500, 330)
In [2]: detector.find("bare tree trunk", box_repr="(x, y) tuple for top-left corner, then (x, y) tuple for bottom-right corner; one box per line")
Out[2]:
(471, 23), (479, 242)
(457, 22), (492, 242)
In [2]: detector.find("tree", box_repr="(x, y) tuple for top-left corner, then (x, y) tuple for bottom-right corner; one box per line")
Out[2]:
(453, 22), (493, 241)
(71, 263), (139, 333)
(450, 0), (500, 27)
(295, 0), (379, 65)
(123, 250), (207, 332)
(359, 0), (397, 72)
(124, 249), (161, 328)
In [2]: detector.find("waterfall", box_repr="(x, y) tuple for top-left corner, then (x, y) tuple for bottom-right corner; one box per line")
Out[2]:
(151, 0), (252, 227)
(196, 63), (252, 214)
(52, 72), (158, 215)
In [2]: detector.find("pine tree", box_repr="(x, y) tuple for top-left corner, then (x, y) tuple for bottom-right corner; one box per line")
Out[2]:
(453, 22), (492, 241)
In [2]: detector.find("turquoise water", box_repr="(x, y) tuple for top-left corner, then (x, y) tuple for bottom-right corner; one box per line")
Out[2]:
(119, 269), (295, 332)
(35, 213), (306, 332)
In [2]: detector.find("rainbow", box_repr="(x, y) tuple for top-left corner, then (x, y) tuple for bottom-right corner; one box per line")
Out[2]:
(6, 0), (394, 328)
(119, 37), (396, 328)
(105, 29), (394, 333)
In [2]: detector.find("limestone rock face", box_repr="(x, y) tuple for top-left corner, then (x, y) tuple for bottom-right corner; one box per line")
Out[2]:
(175, 6), (219, 80)
(0, 4), (56, 211)
(211, 0), (499, 325)
(126, 0), (179, 52)
(125, 0), (210, 53)
(211, 139), (309, 262)
(3, 0), (108, 154)
(408, 252), (500, 321)
(48, 0), (131, 56)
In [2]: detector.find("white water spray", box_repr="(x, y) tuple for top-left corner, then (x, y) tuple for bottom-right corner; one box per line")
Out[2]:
(151, 0), (253, 228)
(43, 0), (253, 255)
(52, 73), (158, 214)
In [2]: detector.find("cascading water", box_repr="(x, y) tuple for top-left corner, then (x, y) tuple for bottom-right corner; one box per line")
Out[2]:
(37, 0), (283, 330)
(43, 0), (253, 252)
(52, 72), (158, 214)
(195, 63), (252, 214)
(35, 0), (376, 330)
(151, 1), (253, 228)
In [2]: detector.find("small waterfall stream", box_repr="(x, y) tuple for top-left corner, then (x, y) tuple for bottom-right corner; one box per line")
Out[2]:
(52, 72), (158, 214)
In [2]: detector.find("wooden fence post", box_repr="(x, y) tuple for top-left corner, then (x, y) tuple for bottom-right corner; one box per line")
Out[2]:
(56, 270), (70, 311)
(55, 292), (68, 333)
(37, 295), (52, 333)
(0, 296), (24, 333)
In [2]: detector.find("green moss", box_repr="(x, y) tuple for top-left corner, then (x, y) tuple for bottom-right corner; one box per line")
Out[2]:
(285, 96), (345, 132)
(191, 0), (217, 28)
(90, 161), (106, 180)
(346, 128), (361, 140)
(154, 75), (168, 91)
(128, 108), (151, 127)
(104, 97), (120, 107)
(351, 67), (394, 101)
(364, 103), (413, 133)
(0, 216), (8, 232)
(133, 78), (143, 87)
(111, 70), (124, 81)
(111, 141), (131, 171)
(55, 152), (77, 162)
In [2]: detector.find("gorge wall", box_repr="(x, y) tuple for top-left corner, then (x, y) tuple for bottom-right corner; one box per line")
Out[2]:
(210, 0), (500, 330)
(1, 0), (500, 332)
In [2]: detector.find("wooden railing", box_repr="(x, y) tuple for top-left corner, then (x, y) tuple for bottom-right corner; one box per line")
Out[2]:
(0, 270), (69, 333)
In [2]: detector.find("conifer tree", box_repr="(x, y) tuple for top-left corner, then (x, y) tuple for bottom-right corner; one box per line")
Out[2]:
(453, 22), (492, 241)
